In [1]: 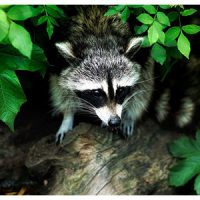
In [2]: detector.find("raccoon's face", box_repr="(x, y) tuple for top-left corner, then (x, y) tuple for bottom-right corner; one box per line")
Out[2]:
(56, 37), (145, 127)
(74, 71), (139, 127)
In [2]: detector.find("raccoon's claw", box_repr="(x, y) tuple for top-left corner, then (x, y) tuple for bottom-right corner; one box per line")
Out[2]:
(120, 120), (134, 138)
(55, 113), (74, 144)
(55, 126), (73, 144)
(56, 131), (66, 144)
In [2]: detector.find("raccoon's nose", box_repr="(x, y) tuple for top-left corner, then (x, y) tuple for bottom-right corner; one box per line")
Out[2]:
(108, 116), (121, 128)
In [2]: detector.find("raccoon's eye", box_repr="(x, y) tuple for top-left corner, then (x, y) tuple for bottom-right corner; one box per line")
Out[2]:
(91, 89), (104, 97)
(116, 86), (131, 104)
(117, 87), (130, 97)
(117, 88), (126, 96)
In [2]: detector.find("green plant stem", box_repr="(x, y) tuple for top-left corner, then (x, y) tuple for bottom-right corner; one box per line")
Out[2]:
(178, 7), (183, 36)
(43, 5), (49, 18)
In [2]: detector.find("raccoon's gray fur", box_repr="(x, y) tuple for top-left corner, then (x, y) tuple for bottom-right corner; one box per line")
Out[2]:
(49, 5), (200, 143)
(49, 6), (154, 143)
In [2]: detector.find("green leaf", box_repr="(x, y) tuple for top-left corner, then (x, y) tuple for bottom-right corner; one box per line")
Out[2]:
(0, 70), (26, 130)
(113, 5), (126, 11)
(137, 13), (154, 25)
(165, 26), (180, 43)
(34, 6), (44, 16)
(104, 7), (119, 16)
(29, 44), (48, 76)
(7, 5), (38, 20)
(181, 8), (197, 16)
(182, 24), (200, 35)
(46, 19), (54, 39)
(194, 174), (200, 195)
(177, 32), (190, 59)
(141, 36), (151, 47)
(0, 5), (11, 9)
(169, 136), (200, 158)
(36, 15), (47, 26)
(169, 156), (200, 186)
(168, 11), (178, 22)
(48, 16), (59, 26)
(151, 43), (166, 65)
(8, 21), (33, 58)
(158, 30), (165, 45)
(154, 20), (164, 31)
(46, 5), (65, 17)
(157, 12), (170, 26)
(153, 21), (165, 44)
(159, 5), (171, 9)
(148, 22), (159, 45)
(165, 40), (177, 47)
(169, 130), (200, 193)
(134, 24), (149, 35)
(0, 44), (47, 74)
(143, 5), (157, 14)
(46, 6), (62, 18)
(0, 9), (9, 42)
(121, 6), (130, 23)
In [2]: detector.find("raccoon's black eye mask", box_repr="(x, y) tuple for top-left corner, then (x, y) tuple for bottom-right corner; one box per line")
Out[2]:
(75, 86), (131, 108)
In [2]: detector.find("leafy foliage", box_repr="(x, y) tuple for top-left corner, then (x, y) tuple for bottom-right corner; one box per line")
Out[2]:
(7, 5), (39, 20)
(169, 131), (200, 194)
(104, 5), (200, 77)
(0, 5), (66, 130)
(9, 21), (33, 58)
(0, 70), (26, 130)
(34, 5), (65, 39)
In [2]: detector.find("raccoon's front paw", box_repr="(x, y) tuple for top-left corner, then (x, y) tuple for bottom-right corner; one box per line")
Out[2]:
(120, 119), (134, 138)
(55, 116), (73, 144)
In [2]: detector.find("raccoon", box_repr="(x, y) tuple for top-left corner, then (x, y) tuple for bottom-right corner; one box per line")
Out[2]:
(49, 5), (200, 144)
(49, 6), (154, 143)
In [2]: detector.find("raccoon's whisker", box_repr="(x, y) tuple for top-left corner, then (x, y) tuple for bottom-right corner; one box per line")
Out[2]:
(67, 102), (98, 116)
(74, 105), (98, 117)
(71, 96), (96, 110)
(135, 76), (158, 85)
(62, 102), (95, 113)
(72, 96), (107, 118)
(52, 99), (102, 118)
(122, 90), (149, 107)
(61, 97), (96, 112)
(77, 97), (108, 119)
(79, 105), (95, 113)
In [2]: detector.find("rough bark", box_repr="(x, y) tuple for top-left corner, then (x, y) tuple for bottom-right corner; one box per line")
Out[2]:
(24, 119), (181, 195)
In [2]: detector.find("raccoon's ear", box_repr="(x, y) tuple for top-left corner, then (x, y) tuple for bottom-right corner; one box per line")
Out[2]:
(55, 41), (76, 59)
(125, 37), (144, 57)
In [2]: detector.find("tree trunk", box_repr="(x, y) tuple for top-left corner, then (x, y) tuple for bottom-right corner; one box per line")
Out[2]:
(25, 119), (180, 195)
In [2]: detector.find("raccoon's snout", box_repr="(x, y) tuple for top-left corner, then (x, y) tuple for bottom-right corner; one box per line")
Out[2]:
(108, 116), (121, 128)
